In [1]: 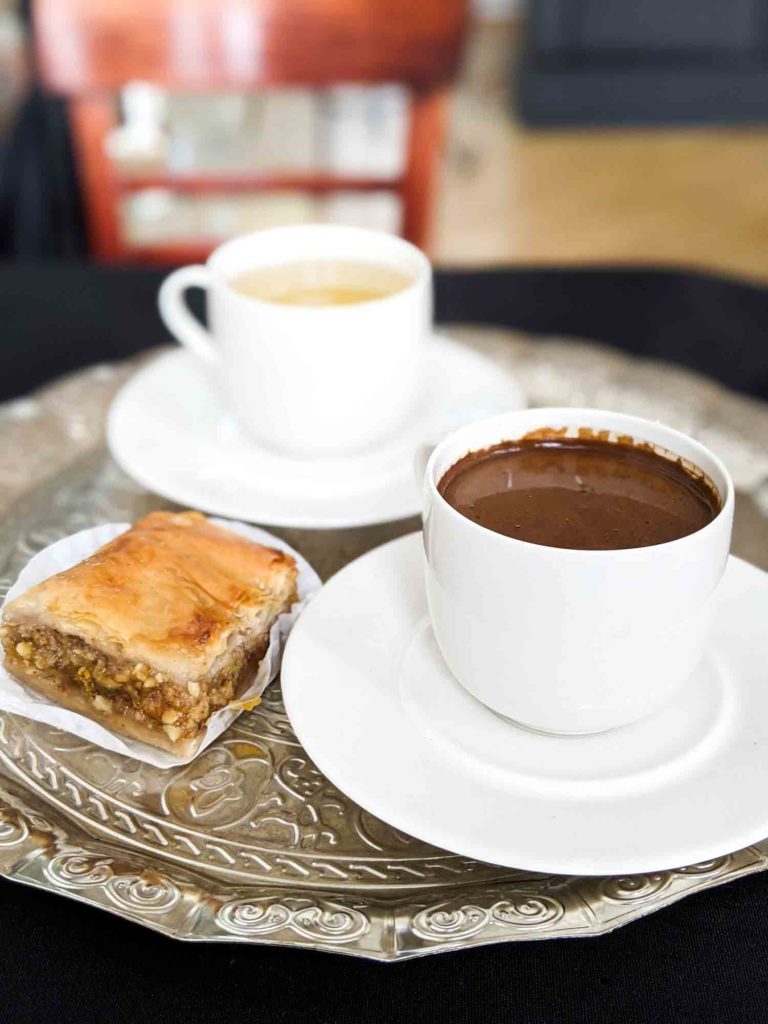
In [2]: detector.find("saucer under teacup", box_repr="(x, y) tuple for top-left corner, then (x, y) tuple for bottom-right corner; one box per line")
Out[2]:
(282, 532), (768, 875)
(107, 334), (524, 529)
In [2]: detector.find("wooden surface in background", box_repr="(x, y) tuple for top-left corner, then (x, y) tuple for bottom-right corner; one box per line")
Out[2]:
(432, 21), (768, 283)
(30, 11), (768, 281)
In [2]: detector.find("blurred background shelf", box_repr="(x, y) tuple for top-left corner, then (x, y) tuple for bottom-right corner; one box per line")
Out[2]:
(3, 1), (768, 281)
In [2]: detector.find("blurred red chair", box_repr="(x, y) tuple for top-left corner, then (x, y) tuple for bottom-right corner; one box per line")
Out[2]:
(33, 0), (469, 263)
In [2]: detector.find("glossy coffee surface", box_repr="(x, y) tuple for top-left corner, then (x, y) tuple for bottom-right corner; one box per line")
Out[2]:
(438, 437), (720, 550)
(228, 259), (412, 307)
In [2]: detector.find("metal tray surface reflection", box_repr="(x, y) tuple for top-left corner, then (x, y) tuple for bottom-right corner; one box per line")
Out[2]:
(1, 329), (767, 960)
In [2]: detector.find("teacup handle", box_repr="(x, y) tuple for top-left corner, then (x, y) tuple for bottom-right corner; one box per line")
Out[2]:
(158, 265), (218, 365)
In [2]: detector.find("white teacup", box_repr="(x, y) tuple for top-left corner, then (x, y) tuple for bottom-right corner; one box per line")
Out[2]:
(159, 225), (432, 456)
(423, 408), (735, 735)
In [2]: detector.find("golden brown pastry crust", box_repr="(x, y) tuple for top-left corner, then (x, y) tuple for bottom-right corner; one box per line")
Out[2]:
(2, 511), (297, 679)
(1, 512), (298, 756)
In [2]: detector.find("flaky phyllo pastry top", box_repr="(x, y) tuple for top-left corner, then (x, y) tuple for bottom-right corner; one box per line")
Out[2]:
(3, 511), (298, 681)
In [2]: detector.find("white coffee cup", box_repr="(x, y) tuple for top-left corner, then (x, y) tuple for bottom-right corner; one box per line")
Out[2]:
(423, 407), (734, 735)
(158, 225), (432, 455)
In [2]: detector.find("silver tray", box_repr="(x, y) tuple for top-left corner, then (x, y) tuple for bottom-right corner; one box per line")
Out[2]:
(1, 328), (767, 961)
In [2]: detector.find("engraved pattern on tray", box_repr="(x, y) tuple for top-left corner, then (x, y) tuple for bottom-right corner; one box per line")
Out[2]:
(1, 329), (767, 960)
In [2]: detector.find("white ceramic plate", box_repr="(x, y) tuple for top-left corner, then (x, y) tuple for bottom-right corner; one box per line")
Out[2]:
(107, 334), (524, 529)
(282, 532), (768, 875)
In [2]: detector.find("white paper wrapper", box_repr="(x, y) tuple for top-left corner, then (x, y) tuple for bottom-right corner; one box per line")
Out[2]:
(0, 519), (321, 768)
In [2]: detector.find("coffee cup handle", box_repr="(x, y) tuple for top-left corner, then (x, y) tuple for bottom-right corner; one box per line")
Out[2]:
(158, 265), (218, 365)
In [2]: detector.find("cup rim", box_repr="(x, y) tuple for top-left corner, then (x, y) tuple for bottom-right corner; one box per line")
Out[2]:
(205, 223), (431, 314)
(426, 406), (735, 558)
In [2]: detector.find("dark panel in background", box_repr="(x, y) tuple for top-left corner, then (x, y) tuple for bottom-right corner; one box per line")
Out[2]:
(519, 0), (768, 125)
(575, 0), (761, 52)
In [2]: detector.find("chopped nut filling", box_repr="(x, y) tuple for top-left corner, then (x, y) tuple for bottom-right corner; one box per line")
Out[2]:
(0, 623), (268, 742)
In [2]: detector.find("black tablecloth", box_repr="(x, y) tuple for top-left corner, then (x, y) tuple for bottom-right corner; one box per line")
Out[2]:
(2, 261), (768, 402)
(1, 261), (768, 1024)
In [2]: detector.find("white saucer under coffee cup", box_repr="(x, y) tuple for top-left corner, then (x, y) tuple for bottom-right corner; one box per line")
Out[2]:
(158, 224), (432, 456)
(423, 407), (735, 735)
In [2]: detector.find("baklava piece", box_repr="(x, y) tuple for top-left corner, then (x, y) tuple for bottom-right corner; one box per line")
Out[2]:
(1, 511), (297, 756)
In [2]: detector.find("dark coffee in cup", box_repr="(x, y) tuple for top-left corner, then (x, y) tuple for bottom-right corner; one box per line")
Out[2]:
(438, 434), (720, 550)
